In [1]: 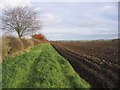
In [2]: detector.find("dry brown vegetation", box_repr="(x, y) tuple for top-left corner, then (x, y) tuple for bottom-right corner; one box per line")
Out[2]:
(21, 38), (34, 49)
(5, 36), (24, 54)
(51, 40), (119, 88)
(1, 36), (41, 60)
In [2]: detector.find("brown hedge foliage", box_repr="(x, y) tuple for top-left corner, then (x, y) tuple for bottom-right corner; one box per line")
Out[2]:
(31, 38), (41, 45)
(5, 36), (24, 55)
(32, 34), (47, 41)
(21, 38), (34, 49)
(1, 36), (42, 60)
(2, 37), (10, 59)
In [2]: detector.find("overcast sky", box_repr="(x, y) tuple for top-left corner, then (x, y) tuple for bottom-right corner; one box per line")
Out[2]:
(0, 0), (119, 40)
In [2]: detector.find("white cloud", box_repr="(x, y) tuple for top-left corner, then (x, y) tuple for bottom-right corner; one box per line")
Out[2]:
(42, 26), (117, 36)
(98, 5), (118, 16)
(42, 26), (118, 40)
(82, 4), (117, 31)
(31, 0), (119, 2)
(99, 5), (115, 12)
(79, 18), (117, 28)
(0, 0), (32, 9)
(86, 5), (117, 17)
(40, 12), (62, 26)
(34, 7), (44, 11)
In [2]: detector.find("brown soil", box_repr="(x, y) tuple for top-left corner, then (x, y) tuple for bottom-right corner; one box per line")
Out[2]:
(51, 40), (119, 89)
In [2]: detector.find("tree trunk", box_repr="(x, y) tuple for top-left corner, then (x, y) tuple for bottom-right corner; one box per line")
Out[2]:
(17, 31), (22, 39)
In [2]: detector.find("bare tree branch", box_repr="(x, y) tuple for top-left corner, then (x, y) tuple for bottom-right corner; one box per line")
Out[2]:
(2, 7), (42, 38)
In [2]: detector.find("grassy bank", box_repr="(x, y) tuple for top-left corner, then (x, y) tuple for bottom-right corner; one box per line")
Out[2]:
(2, 43), (90, 88)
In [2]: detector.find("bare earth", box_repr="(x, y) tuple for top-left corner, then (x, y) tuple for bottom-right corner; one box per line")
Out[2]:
(51, 40), (119, 89)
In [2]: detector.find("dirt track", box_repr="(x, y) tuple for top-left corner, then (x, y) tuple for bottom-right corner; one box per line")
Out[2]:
(51, 43), (119, 89)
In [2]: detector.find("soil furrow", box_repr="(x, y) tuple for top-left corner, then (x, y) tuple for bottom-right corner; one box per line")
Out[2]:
(51, 44), (118, 89)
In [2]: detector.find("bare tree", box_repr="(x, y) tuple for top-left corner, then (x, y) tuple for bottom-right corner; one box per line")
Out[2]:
(2, 7), (42, 38)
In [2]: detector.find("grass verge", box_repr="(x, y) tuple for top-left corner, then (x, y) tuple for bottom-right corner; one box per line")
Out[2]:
(2, 43), (90, 88)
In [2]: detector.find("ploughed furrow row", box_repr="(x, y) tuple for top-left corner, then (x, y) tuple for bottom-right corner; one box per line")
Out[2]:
(68, 51), (118, 84)
(65, 49), (118, 84)
(51, 43), (119, 82)
(51, 44), (118, 89)
(54, 44), (119, 74)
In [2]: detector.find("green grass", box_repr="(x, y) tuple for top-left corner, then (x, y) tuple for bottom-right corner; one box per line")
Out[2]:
(2, 43), (91, 88)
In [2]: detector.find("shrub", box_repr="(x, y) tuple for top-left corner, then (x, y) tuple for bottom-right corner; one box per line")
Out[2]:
(32, 34), (47, 41)
(21, 38), (34, 49)
(1, 37), (10, 59)
(2, 35), (42, 60)
(31, 38), (41, 45)
(0, 39), (1, 62)
(5, 36), (24, 55)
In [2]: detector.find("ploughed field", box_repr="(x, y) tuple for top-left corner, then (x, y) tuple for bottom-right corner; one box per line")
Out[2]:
(51, 40), (119, 88)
